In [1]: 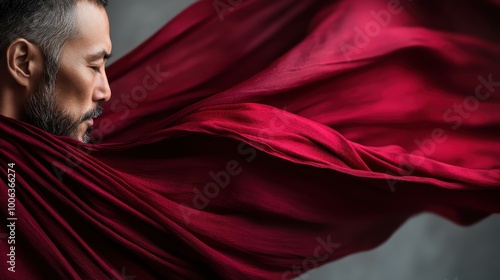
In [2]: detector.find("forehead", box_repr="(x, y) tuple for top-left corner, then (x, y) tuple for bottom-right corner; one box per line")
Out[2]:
(65, 1), (112, 56)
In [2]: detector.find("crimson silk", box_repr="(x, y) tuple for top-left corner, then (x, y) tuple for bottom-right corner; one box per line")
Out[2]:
(1, 0), (500, 279)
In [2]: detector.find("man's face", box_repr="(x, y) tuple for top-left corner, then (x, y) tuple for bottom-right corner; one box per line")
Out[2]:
(25, 2), (112, 143)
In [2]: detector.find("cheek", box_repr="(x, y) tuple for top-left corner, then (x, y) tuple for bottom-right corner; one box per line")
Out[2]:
(54, 66), (96, 117)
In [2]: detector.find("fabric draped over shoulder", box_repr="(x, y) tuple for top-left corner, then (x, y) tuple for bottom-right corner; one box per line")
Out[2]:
(1, 0), (499, 279)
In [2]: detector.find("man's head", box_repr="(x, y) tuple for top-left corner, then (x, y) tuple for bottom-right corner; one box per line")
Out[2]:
(0, 0), (112, 143)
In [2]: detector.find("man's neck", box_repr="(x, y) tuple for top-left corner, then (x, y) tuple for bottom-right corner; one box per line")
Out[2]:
(0, 87), (25, 120)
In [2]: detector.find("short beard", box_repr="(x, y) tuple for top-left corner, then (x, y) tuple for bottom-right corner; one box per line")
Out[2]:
(24, 71), (102, 143)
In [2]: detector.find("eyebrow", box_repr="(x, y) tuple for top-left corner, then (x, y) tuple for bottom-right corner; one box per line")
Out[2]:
(87, 50), (112, 61)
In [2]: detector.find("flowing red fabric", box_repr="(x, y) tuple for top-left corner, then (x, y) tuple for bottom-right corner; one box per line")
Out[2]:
(1, 0), (500, 279)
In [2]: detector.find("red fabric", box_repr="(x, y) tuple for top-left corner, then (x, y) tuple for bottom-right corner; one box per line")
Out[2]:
(1, 0), (500, 279)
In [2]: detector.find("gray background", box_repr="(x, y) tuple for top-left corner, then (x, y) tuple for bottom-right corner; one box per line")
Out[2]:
(105, 1), (500, 279)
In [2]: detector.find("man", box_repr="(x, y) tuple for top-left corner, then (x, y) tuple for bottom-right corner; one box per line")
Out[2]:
(0, 0), (111, 143)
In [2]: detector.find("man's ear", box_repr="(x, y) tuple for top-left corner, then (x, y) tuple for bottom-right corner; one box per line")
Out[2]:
(5, 38), (44, 92)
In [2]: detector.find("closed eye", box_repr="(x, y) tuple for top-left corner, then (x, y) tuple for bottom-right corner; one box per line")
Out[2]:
(90, 66), (101, 73)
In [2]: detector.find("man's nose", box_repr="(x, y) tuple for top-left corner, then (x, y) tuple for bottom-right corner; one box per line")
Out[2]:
(93, 70), (112, 103)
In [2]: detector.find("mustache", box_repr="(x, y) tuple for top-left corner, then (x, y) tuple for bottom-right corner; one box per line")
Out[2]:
(80, 104), (103, 123)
